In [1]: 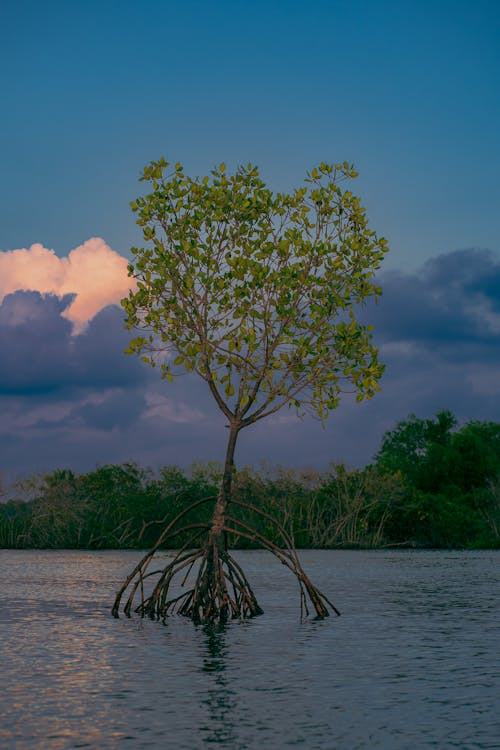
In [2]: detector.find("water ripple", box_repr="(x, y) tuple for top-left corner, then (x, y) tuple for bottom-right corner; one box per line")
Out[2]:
(0, 549), (499, 749)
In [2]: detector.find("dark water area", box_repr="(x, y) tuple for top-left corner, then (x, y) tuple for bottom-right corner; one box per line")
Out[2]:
(1, 550), (499, 749)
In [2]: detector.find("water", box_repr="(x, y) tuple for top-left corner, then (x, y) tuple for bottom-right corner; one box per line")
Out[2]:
(0, 550), (499, 749)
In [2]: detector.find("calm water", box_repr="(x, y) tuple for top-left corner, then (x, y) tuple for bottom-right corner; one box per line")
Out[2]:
(0, 549), (499, 749)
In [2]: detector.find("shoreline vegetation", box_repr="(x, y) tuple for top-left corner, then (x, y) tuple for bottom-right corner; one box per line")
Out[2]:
(1, 411), (499, 551)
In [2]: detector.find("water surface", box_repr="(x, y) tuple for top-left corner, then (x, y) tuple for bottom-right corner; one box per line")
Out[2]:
(1, 549), (499, 749)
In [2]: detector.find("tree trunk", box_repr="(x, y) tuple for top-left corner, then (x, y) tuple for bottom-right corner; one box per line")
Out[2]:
(189, 422), (261, 624)
(112, 422), (338, 623)
(209, 422), (239, 547)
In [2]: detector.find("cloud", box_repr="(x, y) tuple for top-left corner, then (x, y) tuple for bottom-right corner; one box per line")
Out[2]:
(0, 291), (144, 394)
(368, 248), (500, 349)
(349, 247), (500, 448)
(142, 391), (205, 424)
(0, 286), (217, 477)
(0, 238), (134, 332)
(0, 291), (74, 393)
(1, 245), (500, 478)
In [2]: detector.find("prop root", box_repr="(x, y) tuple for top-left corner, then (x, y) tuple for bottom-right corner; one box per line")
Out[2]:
(112, 495), (339, 623)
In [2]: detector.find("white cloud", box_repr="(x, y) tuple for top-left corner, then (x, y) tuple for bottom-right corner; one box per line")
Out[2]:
(379, 340), (423, 356)
(142, 391), (205, 424)
(0, 390), (119, 434)
(465, 296), (500, 335)
(0, 238), (134, 333)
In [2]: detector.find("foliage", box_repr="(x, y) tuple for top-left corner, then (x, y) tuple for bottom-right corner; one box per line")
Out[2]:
(375, 411), (500, 547)
(375, 410), (457, 487)
(0, 463), (217, 550)
(123, 158), (387, 429)
(1, 411), (499, 551)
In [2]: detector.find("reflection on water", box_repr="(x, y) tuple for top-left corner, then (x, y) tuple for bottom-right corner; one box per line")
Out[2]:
(202, 623), (228, 673)
(200, 625), (240, 745)
(0, 549), (499, 749)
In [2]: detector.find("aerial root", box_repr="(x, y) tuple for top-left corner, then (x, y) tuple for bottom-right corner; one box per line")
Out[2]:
(114, 539), (263, 624)
(112, 495), (339, 623)
(111, 495), (216, 619)
(227, 498), (340, 617)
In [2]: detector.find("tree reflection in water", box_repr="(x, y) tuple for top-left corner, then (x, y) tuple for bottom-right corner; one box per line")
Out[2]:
(200, 624), (240, 746)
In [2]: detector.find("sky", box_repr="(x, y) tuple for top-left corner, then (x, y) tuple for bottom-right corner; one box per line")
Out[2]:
(1, 0), (500, 480)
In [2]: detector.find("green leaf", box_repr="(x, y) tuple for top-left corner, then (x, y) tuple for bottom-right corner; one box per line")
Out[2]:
(124, 156), (387, 427)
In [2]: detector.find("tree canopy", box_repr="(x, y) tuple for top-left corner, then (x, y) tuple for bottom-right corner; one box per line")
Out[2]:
(376, 410), (500, 494)
(123, 158), (388, 428)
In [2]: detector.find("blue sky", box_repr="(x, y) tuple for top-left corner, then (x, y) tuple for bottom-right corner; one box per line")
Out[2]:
(1, 0), (500, 478)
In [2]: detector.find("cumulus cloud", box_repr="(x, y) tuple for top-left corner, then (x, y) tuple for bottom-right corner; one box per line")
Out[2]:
(354, 247), (500, 440)
(368, 247), (500, 355)
(0, 288), (216, 475)
(0, 238), (134, 332)
(1, 246), (500, 477)
(0, 291), (145, 394)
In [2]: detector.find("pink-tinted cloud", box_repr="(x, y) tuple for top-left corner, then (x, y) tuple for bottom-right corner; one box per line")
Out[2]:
(0, 238), (134, 332)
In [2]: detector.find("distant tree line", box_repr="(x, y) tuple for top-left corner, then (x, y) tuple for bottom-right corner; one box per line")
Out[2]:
(1, 411), (499, 550)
